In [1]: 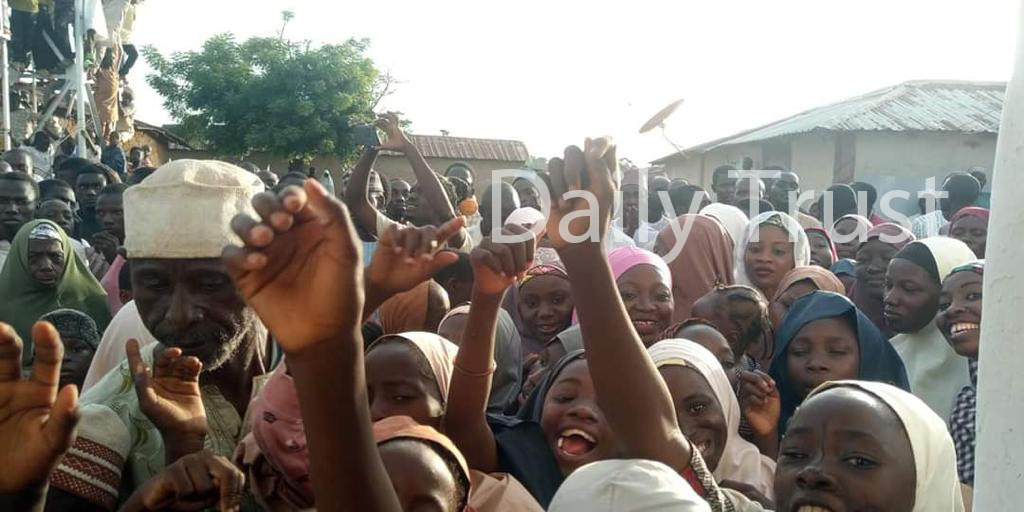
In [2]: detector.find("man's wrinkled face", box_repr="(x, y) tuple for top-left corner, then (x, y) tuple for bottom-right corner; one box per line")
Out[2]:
(131, 258), (260, 370)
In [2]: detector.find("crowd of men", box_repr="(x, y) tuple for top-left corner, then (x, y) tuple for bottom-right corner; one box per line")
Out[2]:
(0, 112), (991, 511)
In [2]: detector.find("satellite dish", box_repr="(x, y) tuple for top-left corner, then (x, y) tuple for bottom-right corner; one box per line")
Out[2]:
(639, 99), (685, 134)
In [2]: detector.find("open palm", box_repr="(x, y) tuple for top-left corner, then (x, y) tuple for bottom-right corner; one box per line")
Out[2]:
(543, 138), (618, 250)
(128, 339), (206, 440)
(223, 180), (364, 353)
(0, 322), (79, 493)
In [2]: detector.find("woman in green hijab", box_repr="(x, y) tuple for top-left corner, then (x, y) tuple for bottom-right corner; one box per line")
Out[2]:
(0, 219), (111, 366)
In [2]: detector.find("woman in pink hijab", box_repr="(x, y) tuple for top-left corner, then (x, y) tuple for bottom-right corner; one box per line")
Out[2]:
(606, 246), (675, 346)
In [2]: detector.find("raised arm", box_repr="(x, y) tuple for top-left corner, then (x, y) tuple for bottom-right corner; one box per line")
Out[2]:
(362, 218), (464, 323)
(443, 225), (534, 471)
(376, 113), (467, 248)
(0, 322), (79, 512)
(223, 181), (400, 512)
(544, 139), (691, 472)
(343, 148), (383, 238)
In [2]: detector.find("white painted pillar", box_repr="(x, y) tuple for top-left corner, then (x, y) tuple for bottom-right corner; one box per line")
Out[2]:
(973, 2), (1024, 509)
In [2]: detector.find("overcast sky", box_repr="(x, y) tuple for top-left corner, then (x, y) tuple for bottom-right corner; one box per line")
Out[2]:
(130, 0), (1018, 163)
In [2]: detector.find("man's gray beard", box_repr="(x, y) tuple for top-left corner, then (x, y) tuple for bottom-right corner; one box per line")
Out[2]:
(202, 308), (266, 372)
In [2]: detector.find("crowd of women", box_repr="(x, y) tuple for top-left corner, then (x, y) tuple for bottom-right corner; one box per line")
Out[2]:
(0, 119), (993, 511)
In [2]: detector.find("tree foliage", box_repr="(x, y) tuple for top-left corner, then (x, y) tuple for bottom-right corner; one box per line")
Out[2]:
(142, 35), (380, 161)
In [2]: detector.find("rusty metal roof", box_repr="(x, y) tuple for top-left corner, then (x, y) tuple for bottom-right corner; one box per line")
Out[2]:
(653, 80), (1005, 163)
(384, 134), (530, 162)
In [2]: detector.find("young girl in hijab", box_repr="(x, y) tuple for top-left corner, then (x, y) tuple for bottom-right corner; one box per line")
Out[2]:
(605, 246), (674, 346)
(39, 308), (100, 390)
(804, 227), (836, 268)
(885, 238), (976, 421)
(935, 260), (984, 487)
(691, 285), (774, 371)
(504, 248), (573, 357)
(741, 291), (909, 456)
(654, 214), (734, 322)
(829, 258), (856, 296)
(0, 219), (111, 366)
(768, 266), (846, 329)
(948, 207), (989, 258)
(775, 381), (965, 512)
(649, 339), (776, 499)
(735, 211), (810, 302)
(830, 214), (873, 260)
(662, 318), (737, 387)
(852, 222), (915, 337)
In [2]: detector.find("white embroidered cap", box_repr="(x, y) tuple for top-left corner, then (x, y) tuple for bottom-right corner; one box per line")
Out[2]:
(124, 159), (263, 258)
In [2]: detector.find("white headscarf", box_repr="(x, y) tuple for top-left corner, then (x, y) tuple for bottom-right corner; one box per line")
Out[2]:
(369, 332), (459, 401)
(733, 211), (811, 290)
(548, 459), (711, 511)
(809, 381), (965, 512)
(700, 203), (749, 250)
(889, 237), (976, 422)
(648, 339), (776, 498)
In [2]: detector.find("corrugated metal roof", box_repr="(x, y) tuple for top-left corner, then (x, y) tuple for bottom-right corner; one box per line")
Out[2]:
(652, 80), (1005, 163)
(384, 134), (530, 163)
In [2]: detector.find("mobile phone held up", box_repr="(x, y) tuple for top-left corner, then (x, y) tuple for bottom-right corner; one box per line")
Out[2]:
(352, 124), (381, 147)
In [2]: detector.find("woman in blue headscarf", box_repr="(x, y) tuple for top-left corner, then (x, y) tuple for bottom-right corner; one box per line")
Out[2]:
(738, 291), (909, 455)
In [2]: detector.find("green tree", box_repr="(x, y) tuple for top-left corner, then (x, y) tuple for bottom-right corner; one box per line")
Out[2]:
(142, 34), (379, 162)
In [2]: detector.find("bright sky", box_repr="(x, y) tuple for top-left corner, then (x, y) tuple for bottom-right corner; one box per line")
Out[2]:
(131, 0), (1018, 163)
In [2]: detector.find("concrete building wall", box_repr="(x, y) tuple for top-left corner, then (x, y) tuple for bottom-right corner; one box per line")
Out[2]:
(854, 131), (997, 217)
(789, 132), (838, 197)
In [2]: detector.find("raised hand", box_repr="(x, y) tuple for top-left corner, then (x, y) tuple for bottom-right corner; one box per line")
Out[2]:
(374, 112), (410, 153)
(543, 138), (618, 251)
(222, 180), (364, 353)
(127, 451), (245, 512)
(738, 370), (781, 438)
(127, 339), (207, 461)
(470, 223), (536, 296)
(0, 322), (79, 493)
(367, 218), (463, 299)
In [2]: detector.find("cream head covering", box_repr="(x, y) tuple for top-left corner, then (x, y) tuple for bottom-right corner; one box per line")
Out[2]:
(124, 160), (263, 258)
(548, 459), (711, 511)
(648, 339), (776, 498)
(808, 380), (965, 512)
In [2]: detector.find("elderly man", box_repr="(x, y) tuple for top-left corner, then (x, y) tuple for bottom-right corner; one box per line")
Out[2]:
(47, 160), (269, 510)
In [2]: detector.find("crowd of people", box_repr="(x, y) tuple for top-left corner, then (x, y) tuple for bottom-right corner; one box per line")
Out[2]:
(0, 113), (993, 511)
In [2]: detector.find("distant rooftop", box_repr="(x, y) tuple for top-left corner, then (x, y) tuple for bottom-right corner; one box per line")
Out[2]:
(653, 80), (1006, 163)
(382, 134), (530, 163)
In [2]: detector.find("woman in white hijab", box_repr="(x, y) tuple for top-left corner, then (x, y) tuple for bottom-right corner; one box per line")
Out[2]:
(700, 203), (749, 250)
(775, 380), (965, 512)
(885, 237), (976, 421)
(734, 211), (811, 301)
(548, 459), (711, 512)
(648, 339), (776, 498)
